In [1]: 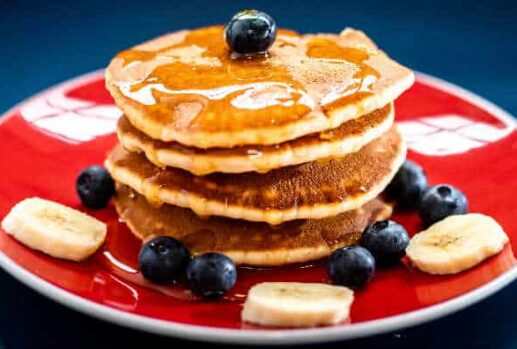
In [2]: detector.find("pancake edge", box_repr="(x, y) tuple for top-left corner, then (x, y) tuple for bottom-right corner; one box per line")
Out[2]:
(105, 127), (407, 225)
(113, 190), (393, 266)
(118, 104), (394, 175)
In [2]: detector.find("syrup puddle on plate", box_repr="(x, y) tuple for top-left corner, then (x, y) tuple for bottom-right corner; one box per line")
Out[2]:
(97, 222), (323, 304)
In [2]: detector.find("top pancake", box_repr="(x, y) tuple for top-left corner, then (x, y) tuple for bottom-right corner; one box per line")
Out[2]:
(106, 26), (414, 148)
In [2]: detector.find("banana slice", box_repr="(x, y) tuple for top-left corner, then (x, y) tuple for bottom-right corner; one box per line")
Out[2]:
(1, 198), (107, 261)
(406, 213), (509, 275)
(241, 282), (354, 327)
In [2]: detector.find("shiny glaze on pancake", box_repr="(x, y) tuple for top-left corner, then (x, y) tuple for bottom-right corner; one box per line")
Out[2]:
(117, 104), (393, 174)
(106, 27), (414, 147)
(110, 26), (377, 132)
(106, 126), (404, 211)
(114, 184), (392, 266)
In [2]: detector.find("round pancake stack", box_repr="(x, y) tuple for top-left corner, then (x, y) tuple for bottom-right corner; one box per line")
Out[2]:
(104, 26), (414, 266)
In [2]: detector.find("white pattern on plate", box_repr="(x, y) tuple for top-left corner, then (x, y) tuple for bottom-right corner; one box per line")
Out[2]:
(399, 114), (514, 156)
(20, 88), (121, 143)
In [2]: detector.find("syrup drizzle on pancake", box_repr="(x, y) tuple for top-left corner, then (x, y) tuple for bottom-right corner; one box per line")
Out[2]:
(111, 26), (379, 134)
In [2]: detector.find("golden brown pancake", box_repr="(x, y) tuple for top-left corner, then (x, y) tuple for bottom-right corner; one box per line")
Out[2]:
(114, 184), (392, 266)
(106, 26), (414, 148)
(117, 104), (394, 175)
(105, 126), (406, 224)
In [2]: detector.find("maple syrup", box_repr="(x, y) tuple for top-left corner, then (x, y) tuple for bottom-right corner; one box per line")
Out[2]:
(112, 26), (379, 134)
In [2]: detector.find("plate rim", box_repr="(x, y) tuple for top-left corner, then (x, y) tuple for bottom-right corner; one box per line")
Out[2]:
(0, 70), (515, 345)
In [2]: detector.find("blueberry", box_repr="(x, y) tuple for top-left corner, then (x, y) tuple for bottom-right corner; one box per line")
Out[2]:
(327, 246), (375, 289)
(187, 253), (237, 299)
(225, 10), (277, 55)
(138, 237), (191, 284)
(359, 220), (409, 266)
(76, 166), (115, 209)
(419, 184), (468, 226)
(386, 160), (428, 208)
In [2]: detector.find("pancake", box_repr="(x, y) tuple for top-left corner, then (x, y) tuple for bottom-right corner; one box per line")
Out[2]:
(105, 126), (406, 224)
(117, 103), (394, 175)
(106, 26), (414, 148)
(114, 184), (393, 266)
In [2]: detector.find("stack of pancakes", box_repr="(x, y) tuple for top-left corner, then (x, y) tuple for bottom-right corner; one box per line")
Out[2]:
(104, 26), (414, 266)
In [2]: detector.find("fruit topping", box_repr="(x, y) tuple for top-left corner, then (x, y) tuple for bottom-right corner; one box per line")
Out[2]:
(386, 160), (428, 208)
(225, 10), (277, 56)
(242, 282), (354, 327)
(327, 246), (375, 289)
(360, 220), (410, 266)
(187, 252), (237, 299)
(1, 198), (106, 261)
(406, 213), (508, 274)
(419, 184), (468, 226)
(76, 166), (115, 209)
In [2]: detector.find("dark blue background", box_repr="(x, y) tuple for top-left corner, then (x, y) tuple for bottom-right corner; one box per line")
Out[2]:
(0, 0), (516, 348)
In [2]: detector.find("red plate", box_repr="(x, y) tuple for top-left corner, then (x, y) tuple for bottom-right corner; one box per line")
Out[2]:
(0, 71), (515, 344)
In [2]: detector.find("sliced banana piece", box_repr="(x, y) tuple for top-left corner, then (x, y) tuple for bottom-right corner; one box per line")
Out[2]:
(242, 282), (354, 327)
(406, 213), (509, 275)
(1, 198), (107, 261)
